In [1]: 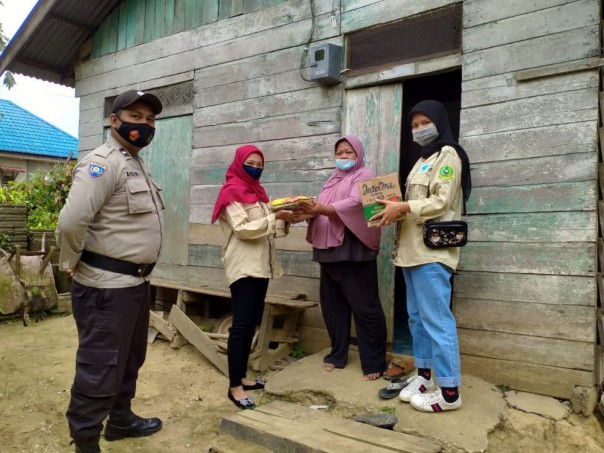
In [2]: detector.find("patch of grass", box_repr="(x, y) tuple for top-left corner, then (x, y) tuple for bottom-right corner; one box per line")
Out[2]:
(290, 345), (305, 359)
(380, 405), (397, 415)
(198, 323), (214, 332)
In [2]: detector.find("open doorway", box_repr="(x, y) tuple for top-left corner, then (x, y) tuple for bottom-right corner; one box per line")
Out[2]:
(392, 69), (462, 355)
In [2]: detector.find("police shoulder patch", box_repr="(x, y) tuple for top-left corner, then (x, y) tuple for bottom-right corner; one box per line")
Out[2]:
(88, 162), (107, 178)
(438, 165), (454, 180)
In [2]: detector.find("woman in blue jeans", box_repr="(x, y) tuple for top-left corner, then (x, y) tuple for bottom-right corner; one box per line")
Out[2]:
(371, 100), (471, 412)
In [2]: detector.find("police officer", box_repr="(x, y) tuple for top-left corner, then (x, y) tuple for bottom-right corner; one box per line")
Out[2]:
(57, 90), (165, 453)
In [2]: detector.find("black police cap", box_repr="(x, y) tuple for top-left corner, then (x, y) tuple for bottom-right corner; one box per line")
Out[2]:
(111, 90), (163, 115)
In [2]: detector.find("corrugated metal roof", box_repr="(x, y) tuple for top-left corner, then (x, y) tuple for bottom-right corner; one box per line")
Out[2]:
(0, 99), (78, 159)
(0, 0), (121, 87)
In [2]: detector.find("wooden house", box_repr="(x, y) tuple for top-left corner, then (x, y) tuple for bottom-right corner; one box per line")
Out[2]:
(2, 0), (601, 412)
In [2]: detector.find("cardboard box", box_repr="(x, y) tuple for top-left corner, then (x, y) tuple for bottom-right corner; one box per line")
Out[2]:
(358, 173), (402, 227)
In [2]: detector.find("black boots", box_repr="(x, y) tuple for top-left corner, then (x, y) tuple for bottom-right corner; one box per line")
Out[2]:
(104, 413), (163, 441)
(104, 402), (162, 441)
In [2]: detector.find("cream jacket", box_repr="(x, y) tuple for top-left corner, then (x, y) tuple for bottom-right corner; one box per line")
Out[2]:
(218, 201), (288, 286)
(393, 145), (463, 271)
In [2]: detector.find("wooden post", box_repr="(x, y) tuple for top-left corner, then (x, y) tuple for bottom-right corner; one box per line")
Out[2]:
(39, 245), (55, 275)
(14, 245), (21, 279)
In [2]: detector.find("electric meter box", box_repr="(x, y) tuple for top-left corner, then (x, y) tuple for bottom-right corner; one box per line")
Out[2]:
(310, 44), (343, 85)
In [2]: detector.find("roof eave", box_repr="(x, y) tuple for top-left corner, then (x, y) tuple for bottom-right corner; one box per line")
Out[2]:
(0, 0), (63, 82)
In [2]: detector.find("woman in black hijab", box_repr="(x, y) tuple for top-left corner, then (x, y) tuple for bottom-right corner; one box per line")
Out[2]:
(371, 100), (471, 413)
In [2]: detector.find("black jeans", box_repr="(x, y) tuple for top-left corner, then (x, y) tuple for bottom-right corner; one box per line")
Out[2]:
(66, 280), (151, 441)
(227, 277), (268, 387)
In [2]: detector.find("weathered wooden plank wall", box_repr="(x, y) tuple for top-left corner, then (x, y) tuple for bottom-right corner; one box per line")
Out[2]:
(458, 0), (600, 398)
(76, 0), (601, 399)
(92, 0), (284, 58)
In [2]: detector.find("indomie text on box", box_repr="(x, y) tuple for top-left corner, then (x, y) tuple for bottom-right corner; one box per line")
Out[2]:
(358, 173), (402, 227)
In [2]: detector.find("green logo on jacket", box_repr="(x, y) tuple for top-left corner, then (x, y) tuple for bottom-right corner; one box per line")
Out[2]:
(438, 166), (454, 180)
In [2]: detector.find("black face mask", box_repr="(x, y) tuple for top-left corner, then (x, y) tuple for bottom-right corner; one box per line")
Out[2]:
(115, 117), (155, 148)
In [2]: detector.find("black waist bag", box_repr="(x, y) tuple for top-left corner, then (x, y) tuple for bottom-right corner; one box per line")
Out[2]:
(422, 220), (468, 248)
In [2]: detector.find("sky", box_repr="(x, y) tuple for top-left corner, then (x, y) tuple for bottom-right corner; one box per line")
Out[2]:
(0, 0), (80, 137)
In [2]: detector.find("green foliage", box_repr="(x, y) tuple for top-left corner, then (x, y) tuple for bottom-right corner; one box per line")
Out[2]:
(31, 286), (41, 297)
(198, 323), (214, 332)
(2, 71), (15, 89)
(0, 5), (16, 90)
(380, 406), (397, 415)
(0, 232), (10, 250)
(1, 162), (75, 230)
(290, 345), (305, 359)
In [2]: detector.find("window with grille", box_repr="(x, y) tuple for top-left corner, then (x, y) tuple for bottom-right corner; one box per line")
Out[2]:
(346, 3), (462, 75)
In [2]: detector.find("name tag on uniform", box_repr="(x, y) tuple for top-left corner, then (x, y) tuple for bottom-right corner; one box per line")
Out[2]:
(126, 171), (141, 177)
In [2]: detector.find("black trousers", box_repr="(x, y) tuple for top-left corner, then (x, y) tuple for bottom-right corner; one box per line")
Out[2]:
(228, 277), (268, 387)
(66, 280), (151, 441)
(319, 260), (387, 374)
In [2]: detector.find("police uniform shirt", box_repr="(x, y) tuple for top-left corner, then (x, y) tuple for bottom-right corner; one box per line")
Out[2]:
(57, 135), (165, 288)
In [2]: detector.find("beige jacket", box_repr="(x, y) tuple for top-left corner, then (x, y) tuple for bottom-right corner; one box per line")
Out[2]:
(218, 201), (288, 286)
(57, 135), (165, 288)
(393, 145), (463, 271)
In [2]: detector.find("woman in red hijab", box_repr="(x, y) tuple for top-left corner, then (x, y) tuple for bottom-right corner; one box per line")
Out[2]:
(212, 145), (292, 409)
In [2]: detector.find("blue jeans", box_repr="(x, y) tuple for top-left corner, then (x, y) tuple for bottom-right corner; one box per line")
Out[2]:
(402, 263), (461, 387)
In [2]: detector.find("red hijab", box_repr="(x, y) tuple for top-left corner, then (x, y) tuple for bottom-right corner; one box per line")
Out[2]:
(211, 145), (269, 223)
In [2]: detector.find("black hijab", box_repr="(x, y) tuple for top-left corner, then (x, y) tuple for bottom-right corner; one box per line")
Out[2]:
(409, 100), (472, 203)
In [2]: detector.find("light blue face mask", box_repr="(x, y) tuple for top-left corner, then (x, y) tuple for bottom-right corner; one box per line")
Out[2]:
(335, 159), (356, 171)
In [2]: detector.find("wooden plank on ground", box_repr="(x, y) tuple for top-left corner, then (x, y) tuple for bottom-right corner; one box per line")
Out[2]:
(221, 400), (441, 453)
(168, 304), (229, 376)
(149, 310), (176, 341)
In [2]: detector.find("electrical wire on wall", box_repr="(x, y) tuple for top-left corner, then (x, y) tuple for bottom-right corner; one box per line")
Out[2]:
(299, 0), (317, 82)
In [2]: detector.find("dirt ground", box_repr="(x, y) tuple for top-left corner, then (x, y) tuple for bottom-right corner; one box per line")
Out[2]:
(1, 314), (604, 453)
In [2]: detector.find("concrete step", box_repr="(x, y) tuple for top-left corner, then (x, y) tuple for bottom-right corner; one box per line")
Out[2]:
(220, 401), (442, 453)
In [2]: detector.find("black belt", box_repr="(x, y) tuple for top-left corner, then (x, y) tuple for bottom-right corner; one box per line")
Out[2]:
(80, 250), (156, 278)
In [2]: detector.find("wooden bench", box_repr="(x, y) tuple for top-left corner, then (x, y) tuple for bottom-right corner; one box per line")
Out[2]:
(150, 277), (318, 372)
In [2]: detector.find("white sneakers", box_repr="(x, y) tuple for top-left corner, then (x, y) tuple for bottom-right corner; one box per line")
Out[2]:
(398, 375), (436, 402)
(410, 390), (462, 412)
(399, 375), (462, 412)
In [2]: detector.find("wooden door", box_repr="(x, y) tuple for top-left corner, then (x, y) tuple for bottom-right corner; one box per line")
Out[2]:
(342, 84), (403, 341)
(142, 115), (193, 266)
